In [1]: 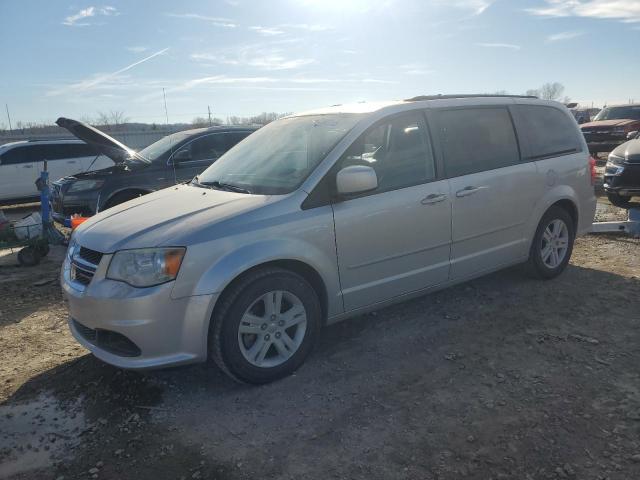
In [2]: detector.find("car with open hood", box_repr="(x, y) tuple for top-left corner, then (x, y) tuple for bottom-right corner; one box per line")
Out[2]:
(50, 118), (257, 222)
(61, 95), (596, 384)
(580, 104), (640, 155)
(604, 131), (640, 208)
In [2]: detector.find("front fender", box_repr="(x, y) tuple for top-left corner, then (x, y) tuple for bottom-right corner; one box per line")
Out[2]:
(179, 237), (343, 317)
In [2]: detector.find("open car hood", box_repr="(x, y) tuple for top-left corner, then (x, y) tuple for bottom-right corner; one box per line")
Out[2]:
(55, 117), (147, 164)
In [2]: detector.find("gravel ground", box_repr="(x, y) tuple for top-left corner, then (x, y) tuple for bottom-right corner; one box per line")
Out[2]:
(0, 201), (639, 480)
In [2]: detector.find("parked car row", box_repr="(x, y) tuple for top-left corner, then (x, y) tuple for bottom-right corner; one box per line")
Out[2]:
(61, 95), (597, 384)
(580, 104), (640, 155)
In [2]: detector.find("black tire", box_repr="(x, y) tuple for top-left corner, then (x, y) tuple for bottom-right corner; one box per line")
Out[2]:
(526, 206), (575, 280)
(36, 243), (50, 257)
(17, 246), (41, 267)
(607, 192), (632, 209)
(103, 190), (148, 210)
(209, 268), (322, 384)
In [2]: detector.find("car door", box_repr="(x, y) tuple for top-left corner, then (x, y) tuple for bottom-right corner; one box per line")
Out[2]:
(39, 144), (81, 183)
(332, 111), (452, 312)
(0, 145), (38, 199)
(434, 106), (540, 280)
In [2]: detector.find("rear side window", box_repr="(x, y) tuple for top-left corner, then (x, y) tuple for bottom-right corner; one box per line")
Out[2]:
(513, 105), (581, 159)
(0, 146), (31, 165)
(436, 108), (520, 178)
(224, 131), (252, 150)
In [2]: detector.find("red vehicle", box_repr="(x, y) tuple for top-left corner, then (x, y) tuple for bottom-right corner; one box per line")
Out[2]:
(580, 104), (640, 155)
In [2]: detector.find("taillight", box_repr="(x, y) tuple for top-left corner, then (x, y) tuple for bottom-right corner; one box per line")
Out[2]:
(589, 156), (597, 186)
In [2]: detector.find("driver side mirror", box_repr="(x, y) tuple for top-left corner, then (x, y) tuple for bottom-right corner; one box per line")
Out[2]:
(627, 130), (639, 140)
(336, 165), (378, 196)
(172, 148), (191, 164)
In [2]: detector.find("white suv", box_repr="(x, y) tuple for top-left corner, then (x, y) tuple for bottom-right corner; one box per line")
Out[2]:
(62, 95), (597, 384)
(0, 139), (113, 202)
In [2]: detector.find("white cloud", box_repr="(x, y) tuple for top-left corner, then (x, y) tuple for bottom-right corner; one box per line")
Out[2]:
(191, 45), (314, 70)
(399, 63), (433, 75)
(434, 0), (494, 16)
(278, 23), (333, 32)
(164, 13), (237, 28)
(249, 26), (285, 36)
(527, 1), (640, 23)
(476, 42), (521, 50)
(48, 48), (169, 96)
(63, 5), (119, 26)
(126, 46), (148, 53)
(546, 31), (585, 42)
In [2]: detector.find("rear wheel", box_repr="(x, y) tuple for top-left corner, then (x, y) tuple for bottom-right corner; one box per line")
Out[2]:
(526, 206), (575, 280)
(607, 192), (632, 209)
(209, 268), (321, 384)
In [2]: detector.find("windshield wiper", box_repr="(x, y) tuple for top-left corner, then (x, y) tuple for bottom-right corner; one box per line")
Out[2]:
(201, 180), (252, 194)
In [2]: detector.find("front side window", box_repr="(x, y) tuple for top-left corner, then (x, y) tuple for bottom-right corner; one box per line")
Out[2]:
(514, 105), (580, 159)
(189, 134), (227, 161)
(197, 114), (363, 195)
(338, 112), (436, 194)
(437, 108), (520, 178)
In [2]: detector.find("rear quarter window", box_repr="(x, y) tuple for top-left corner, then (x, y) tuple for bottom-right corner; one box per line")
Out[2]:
(512, 105), (581, 160)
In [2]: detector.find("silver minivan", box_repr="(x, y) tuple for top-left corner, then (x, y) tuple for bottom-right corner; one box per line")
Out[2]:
(61, 95), (597, 383)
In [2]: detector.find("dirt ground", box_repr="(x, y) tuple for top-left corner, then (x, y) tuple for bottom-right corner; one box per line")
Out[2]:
(1, 200), (639, 480)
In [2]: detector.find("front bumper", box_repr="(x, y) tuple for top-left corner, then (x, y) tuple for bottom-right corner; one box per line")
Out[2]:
(51, 183), (100, 224)
(61, 254), (217, 370)
(603, 163), (640, 196)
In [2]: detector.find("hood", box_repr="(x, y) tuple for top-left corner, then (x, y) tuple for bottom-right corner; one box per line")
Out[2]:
(74, 184), (275, 252)
(610, 139), (640, 164)
(56, 117), (147, 164)
(581, 119), (639, 130)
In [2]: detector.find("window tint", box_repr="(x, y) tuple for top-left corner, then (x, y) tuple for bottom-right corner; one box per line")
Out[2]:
(0, 146), (31, 165)
(223, 131), (252, 150)
(190, 134), (227, 161)
(437, 108), (520, 178)
(513, 105), (581, 159)
(1, 143), (98, 165)
(339, 112), (435, 194)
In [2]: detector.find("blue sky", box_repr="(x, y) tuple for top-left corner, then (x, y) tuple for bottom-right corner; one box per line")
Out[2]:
(1, 0), (639, 125)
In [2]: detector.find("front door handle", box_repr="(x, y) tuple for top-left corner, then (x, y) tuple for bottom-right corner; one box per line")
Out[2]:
(66, 160), (77, 164)
(456, 186), (486, 198)
(421, 193), (447, 205)
(22, 164), (34, 169)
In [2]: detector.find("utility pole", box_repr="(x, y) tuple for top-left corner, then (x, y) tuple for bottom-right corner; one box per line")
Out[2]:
(5, 103), (12, 131)
(208, 105), (212, 126)
(162, 88), (169, 126)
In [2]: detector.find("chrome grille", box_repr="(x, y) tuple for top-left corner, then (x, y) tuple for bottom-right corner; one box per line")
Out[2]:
(70, 246), (103, 286)
(79, 247), (103, 265)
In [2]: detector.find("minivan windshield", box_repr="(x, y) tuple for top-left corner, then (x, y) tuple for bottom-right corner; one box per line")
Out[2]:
(594, 106), (640, 121)
(138, 130), (197, 162)
(196, 114), (363, 195)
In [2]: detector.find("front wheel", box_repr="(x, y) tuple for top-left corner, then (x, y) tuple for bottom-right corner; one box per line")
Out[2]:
(607, 192), (632, 209)
(526, 207), (575, 280)
(209, 268), (321, 384)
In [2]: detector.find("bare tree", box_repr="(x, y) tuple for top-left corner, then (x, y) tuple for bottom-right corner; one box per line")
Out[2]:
(96, 110), (129, 127)
(525, 88), (540, 97)
(539, 82), (565, 101)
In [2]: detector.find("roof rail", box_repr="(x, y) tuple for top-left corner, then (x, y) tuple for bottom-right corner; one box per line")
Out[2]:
(405, 94), (538, 102)
(25, 137), (77, 142)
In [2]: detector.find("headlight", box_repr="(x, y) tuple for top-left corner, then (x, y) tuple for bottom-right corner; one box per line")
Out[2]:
(605, 156), (625, 176)
(106, 247), (185, 287)
(67, 180), (104, 193)
(67, 238), (79, 260)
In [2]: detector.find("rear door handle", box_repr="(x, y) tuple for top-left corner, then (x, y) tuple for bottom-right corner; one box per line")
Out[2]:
(456, 186), (486, 198)
(66, 160), (77, 164)
(421, 193), (447, 205)
(22, 164), (33, 169)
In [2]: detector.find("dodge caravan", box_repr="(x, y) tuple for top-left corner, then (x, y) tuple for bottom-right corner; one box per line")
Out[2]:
(62, 95), (597, 384)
